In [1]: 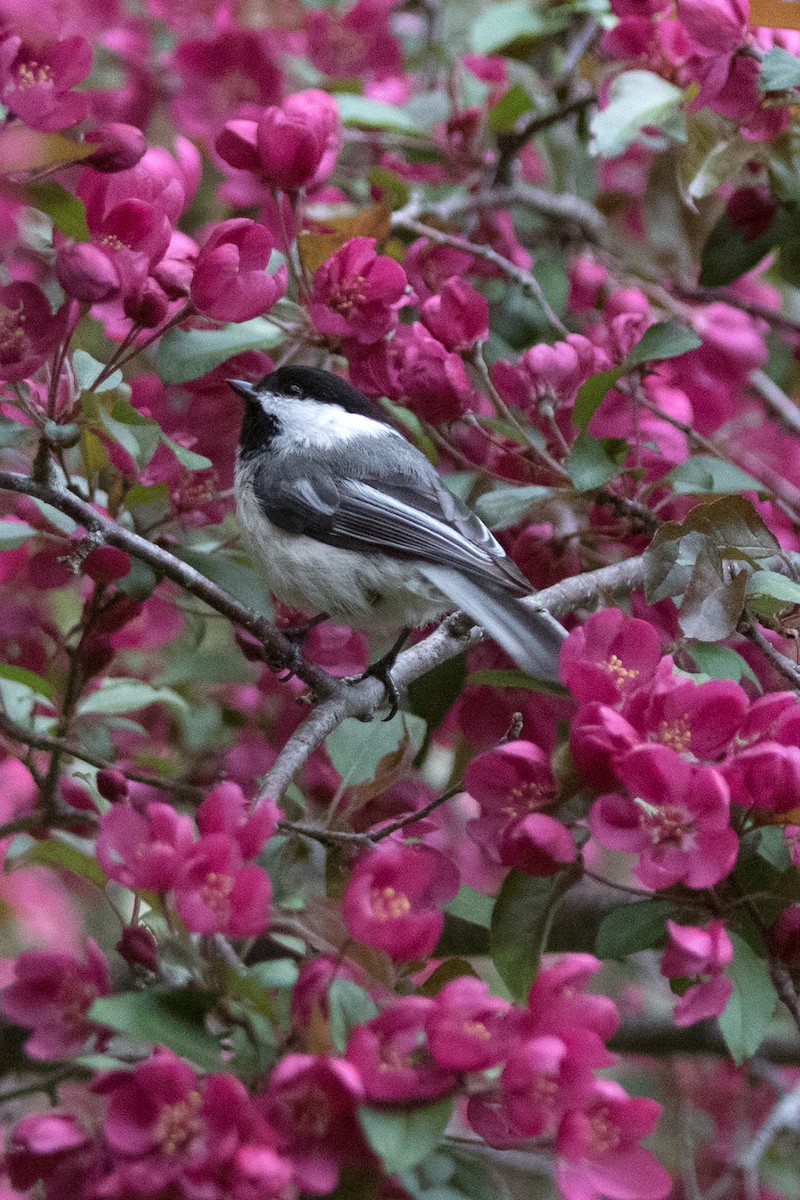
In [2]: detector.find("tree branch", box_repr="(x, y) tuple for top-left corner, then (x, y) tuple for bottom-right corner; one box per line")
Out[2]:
(0, 471), (342, 701)
(259, 557), (647, 801)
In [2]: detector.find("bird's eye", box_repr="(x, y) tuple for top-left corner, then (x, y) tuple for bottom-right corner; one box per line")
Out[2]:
(289, 385), (303, 397)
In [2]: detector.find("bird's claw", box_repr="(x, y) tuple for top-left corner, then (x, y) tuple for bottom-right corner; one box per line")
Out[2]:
(355, 628), (410, 721)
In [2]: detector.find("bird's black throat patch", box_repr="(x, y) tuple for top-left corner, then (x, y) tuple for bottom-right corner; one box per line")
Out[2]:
(239, 397), (281, 458)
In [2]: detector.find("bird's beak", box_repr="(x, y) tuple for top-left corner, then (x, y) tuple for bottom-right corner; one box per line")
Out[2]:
(227, 378), (258, 402)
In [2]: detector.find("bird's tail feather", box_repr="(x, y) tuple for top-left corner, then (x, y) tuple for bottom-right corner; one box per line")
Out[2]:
(420, 566), (566, 683)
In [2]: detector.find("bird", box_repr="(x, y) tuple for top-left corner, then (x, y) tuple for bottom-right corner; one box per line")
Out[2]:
(228, 366), (566, 702)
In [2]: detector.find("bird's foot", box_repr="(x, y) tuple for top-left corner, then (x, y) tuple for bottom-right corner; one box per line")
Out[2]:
(357, 628), (410, 721)
(276, 612), (329, 682)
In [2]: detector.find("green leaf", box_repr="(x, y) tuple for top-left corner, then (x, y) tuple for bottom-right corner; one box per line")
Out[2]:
(14, 839), (106, 888)
(572, 366), (625, 430)
(154, 318), (283, 385)
(718, 932), (775, 1065)
(73, 349), (122, 393)
(177, 546), (272, 615)
(760, 46), (800, 92)
(328, 979), (379, 1053)
(0, 519), (37, 549)
(595, 901), (671, 961)
(491, 866), (580, 1002)
(466, 667), (564, 695)
(625, 320), (702, 367)
(590, 70), (685, 158)
(573, 320), (700, 430)
(445, 885), (494, 929)
(486, 84), (531, 134)
(89, 991), (224, 1071)
(0, 664), (54, 700)
(334, 93), (423, 134)
(247, 959), (299, 989)
(679, 556), (748, 642)
(469, 0), (570, 54)
(566, 432), (626, 490)
(473, 485), (551, 531)
(161, 435), (212, 471)
(686, 642), (761, 688)
(325, 711), (427, 788)
(24, 181), (89, 241)
(747, 569), (800, 607)
(359, 1098), (455, 1174)
(666, 456), (765, 496)
(77, 678), (189, 717)
(699, 209), (782, 288)
(407, 653), (466, 736)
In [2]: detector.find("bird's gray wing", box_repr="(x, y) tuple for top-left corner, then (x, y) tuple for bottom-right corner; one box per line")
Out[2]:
(252, 461), (529, 595)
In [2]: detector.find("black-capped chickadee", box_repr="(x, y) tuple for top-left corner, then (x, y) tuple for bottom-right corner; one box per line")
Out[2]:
(228, 366), (566, 691)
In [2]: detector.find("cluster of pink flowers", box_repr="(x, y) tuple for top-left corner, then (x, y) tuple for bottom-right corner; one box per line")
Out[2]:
(4, 956), (670, 1200)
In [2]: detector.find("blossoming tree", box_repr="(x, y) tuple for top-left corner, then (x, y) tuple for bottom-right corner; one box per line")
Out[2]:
(4, 0), (800, 1196)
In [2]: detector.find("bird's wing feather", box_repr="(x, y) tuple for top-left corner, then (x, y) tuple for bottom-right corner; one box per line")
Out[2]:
(253, 463), (529, 595)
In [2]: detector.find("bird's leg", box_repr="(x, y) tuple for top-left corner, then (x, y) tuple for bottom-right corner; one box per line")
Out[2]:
(276, 612), (330, 681)
(359, 628), (410, 721)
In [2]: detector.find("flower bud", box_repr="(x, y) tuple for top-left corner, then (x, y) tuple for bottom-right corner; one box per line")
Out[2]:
(96, 768), (129, 803)
(55, 242), (120, 302)
(82, 545), (131, 583)
(117, 924), (159, 973)
(83, 122), (147, 173)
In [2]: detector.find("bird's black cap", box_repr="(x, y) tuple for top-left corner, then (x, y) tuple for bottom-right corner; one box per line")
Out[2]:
(228, 366), (392, 426)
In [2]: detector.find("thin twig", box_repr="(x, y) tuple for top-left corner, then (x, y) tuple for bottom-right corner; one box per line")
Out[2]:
(391, 213), (568, 335)
(746, 623), (800, 692)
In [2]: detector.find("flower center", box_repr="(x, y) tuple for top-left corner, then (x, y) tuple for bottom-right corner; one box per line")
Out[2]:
(529, 1073), (559, 1107)
(603, 654), (639, 690)
(370, 885), (411, 921)
(502, 779), (549, 817)
(154, 1090), (203, 1155)
(16, 60), (54, 89)
(0, 300), (26, 355)
(462, 1020), (490, 1041)
(330, 276), (367, 315)
(283, 1086), (332, 1138)
(657, 714), (692, 754)
(201, 871), (234, 922)
(589, 1105), (622, 1156)
(637, 801), (693, 848)
(99, 233), (127, 253)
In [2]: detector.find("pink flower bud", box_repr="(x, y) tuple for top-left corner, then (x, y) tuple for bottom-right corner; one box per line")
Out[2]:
(256, 106), (326, 192)
(420, 277), (489, 351)
(96, 768), (128, 803)
(216, 119), (261, 173)
(190, 218), (287, 322)
(81, 545), (131, 582)
(117, 924), (158, 973)
(55, 241), (120, 301)
(727, 186), (776, 242)
(83, 122), (147, 173)
(567, 257), (609, 312)
(60, 777), (96, 813)
(123, 277), (170, 328)
(500, 813), (577, 876)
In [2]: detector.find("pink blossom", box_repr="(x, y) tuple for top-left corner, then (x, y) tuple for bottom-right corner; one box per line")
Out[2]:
(346, 996), (457, 1102)
(677, 0), (748, 53)
(521, 955), (620, 1063)
(560, 609), (665, 706)
(556, 1080), (671, 1200)
(660, 919), (733, 1027)
(0, 34), (91, 130)
(306, 0), (401, 79)
(568, 258), (610, 312)
(500, 812), (577, 876)
(260, 1054), (367, 1193)
(99, 1051), (208, 1191)
(240, 90), (342, 193)
(190, 218), (287, 322)
(569, 703), (640, 791)
(722, 743), (800, 813)
(174, 832), (272, 936)
(426, 977), (509, 1070)
(81, 545), (131, 583)
(420, 277), (489, 351)
(96, 801), (195, 891)
(196, 781), (279, 859)
(6, 1113), (91, 1193)
(589, 746), (738, 890)
(397, 322), (476, 422)
(625, 676), (749, 761)
(1, 940), (110, 1060)
(309, 237), (408, 345)
(465, 740), (558, 840)
(403, 238), (474, 302)
(169, 29), (282, 142)
(0, 283), (70, 383)
(342, 842), (459, 961)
